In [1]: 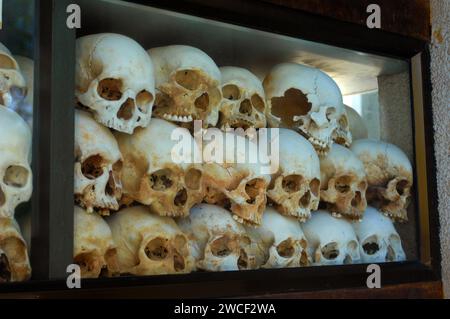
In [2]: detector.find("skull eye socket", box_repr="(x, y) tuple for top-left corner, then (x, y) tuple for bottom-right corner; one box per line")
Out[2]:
(210, 236), (233, 257)
(251, 94), (265, 112)
(117, 98), (135, 120)
(3, 165), (29, 188)
(276, 239), (295, 258)
(149, 169), (173, 191)
(326, 107), (336, 121)
(81, 155), (104, 180)
(339, 115), (348, 127)
(282, 175), (303, 193)
(0, 54), (17, 69)
(237, 249), (248, 270)
(270, 88), (312, 127)
(0, 187), (5, 206)
(145, 237), (169, 260)
(136, 90), (154, 114)
(309, 178), (320, 197)
(335, 176), (352, 193)
(358, 181), (367, 190)
(222, 84), (241, 100)
(185, 168), (202, 190)
(0, 253), (12, 282)
(362, 235), (380, 255)
(245, 178), (265, 204)
(174, 188), (187, 207)
(321, 242), (339, 260)
(194, 93), (209, 111)
(239, 99), (252, 116)
(173, 251), (185, 271)
(98, 78), (123, 101)
(300, 250), (309, 266)
(175, 70), (202, 90)
(396, 179), (409, 196)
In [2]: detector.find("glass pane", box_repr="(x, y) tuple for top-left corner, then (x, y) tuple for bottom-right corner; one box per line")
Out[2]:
(73, 0), (417, 278)
(0, 0), (34, 282)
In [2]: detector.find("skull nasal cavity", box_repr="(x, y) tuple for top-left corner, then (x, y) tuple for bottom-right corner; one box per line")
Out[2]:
(98, 78), (123, 100)
(195, 93), (209, 111)
(321, 242), (339, 260)
(277, 239), (295, 258)
(136, 90), (154, 114)
(175, 70), (202, 90)
(362, 236), (380, 255)
(0, 253), (12, 282)
(238, 249), (248, 270)
(81, 155), (104, 180)
(282, 175), (303, 193)
(117, 98), (135, 120)
(185, 168), (202, 190)
(239, 99), (252, 116)
(4, 166), (29, 188)
(222, 84), (240, 100)
(150, 169), (173, 191)
(271, 88), (312, 127)
(174, 188), (187, 207)
(145, 237), (169, 260)
(211, 236), (232, 257)
(352, 191), (362, 207)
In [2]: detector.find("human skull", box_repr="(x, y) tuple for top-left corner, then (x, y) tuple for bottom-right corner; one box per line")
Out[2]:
(345, 105), (368, 141)
(0, 217), (31, 282)
(218, 66), (266, 130)
(148, 45), (222, 127)
(12, 56), (33, 127)
(333, 109), (352, 147)
(350, 139), (413, 222)
(352, 206), (406, 263)
(0, 43), (26, 109)
(74, 206), (119, 278)
(116, 118), (204, 218)
(320, 143), (368, 220)
(76, 33), (155, 134)
(302, 210), (360, 265)
(107, 206), (194, 276)
(202, 129), (270, 226)
(0, 105), (32, 218)
(267, 128), (320, 222)
(263, 63), (345, 156)
(75, 110), (123, 215)
(177, 204), (253, 271)
(246, 207), (310, 269)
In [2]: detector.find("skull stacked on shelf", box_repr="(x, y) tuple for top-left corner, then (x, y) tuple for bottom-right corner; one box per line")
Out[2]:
(72, 33), (411, 278)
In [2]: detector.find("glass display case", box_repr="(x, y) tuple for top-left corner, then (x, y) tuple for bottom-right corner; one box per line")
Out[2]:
(0, 0), (441, 298)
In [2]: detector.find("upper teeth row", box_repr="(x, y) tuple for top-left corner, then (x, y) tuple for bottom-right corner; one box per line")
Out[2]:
(163, 114), (193, 122)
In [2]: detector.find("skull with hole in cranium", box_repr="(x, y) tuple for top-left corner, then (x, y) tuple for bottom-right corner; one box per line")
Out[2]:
(75, 110), (123, 215)
(350, 139), (413, 222)
(263, 63), (345, 156)
(76, 33), (155, 134)
(302, 210), (360, 265)
(177, 204), (254, 271)
(0, 42), (27, 109)
(266, 128), (320, 222)
(0, 105), (32, 218)
(116, 118), (204, 218)
(320, 143), (368, 220)
(107, 206), (194, 276)
(148, 45), (222, 128)
(74, 206), (119, 278)
(218, 66), (267, 130)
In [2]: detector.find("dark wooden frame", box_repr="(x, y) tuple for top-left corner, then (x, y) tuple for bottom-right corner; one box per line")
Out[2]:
(0, 0), (441, 298)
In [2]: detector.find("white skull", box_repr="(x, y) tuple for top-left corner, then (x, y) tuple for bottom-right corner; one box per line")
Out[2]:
(0, 43), (26, 109)
(263, 63), (344, 156)
(202, 129), (270, 226)
(302, 210), (360, 265)
(350, 139), (413, 222)
(320, 143), (368, 219)
(352, 206), (406, 263)
(107, 206), (194, 276)
(116, 118), (204, 217)
(246, 207), (310, 269)
(177, 204), (253, 271)
(0, 217), (31, 282)
(218, 66), (267, 130)
(74, 206), (119, 278)
(0, 105), (32, 218)
(12, 56), (33, 127)
(148, 45), (222, 127)
(74, 110), (123, 215)
(267, 128), (320, 222)
(345, 105), (368, 141)
(76, 33), (155, 134)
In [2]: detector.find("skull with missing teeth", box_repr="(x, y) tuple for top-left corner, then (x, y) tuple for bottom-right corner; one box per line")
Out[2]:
(107, 206), (194, 276)
(263, 63), (345, 156)
(202, 129), (270, 226)
(0, 42), (26, 108)
(0, 217), (31, 282)
(0, 106), (32, 218)
(74, 206), (119, 278)
(148, 45), (222, 127)
(302, 210), (360, 265)
(267, 129), (320, 222)
(116, 118), (204, 217)
(218, 66), (267, 130)
(320, 143), (368, 220)
(75, 110), (123, 215)
(177, 204), (254, 271)
(351, 139), (413, 222)
(76, 33), (155, 134)
(353, 206), (406, 263)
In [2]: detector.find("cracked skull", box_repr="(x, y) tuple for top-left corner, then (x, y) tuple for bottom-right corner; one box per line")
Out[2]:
(246, 207), (310, 269)
(148, 45), (222, 127)
(0, 105), (32, 218)
(0, 217), (31, 282)
(177, 204), (253, 271)
(353, 206), (406, 263)
(75, 110), (123, 215)
(320, 143), (368, 220)
(202, 129), (270, 226)
(76, 33), (155, 134)
(302, 210), (360, 265)
(267, 129), (320, 222)
(350, 139), (413, 222)
(74, 206), (119, 278)
(218, 66), (267, 130)
(116, 118), (204, 217)
(107, 206), (194, 276)
(0, 42), (26, 109)
(263, 63), (345, 156)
